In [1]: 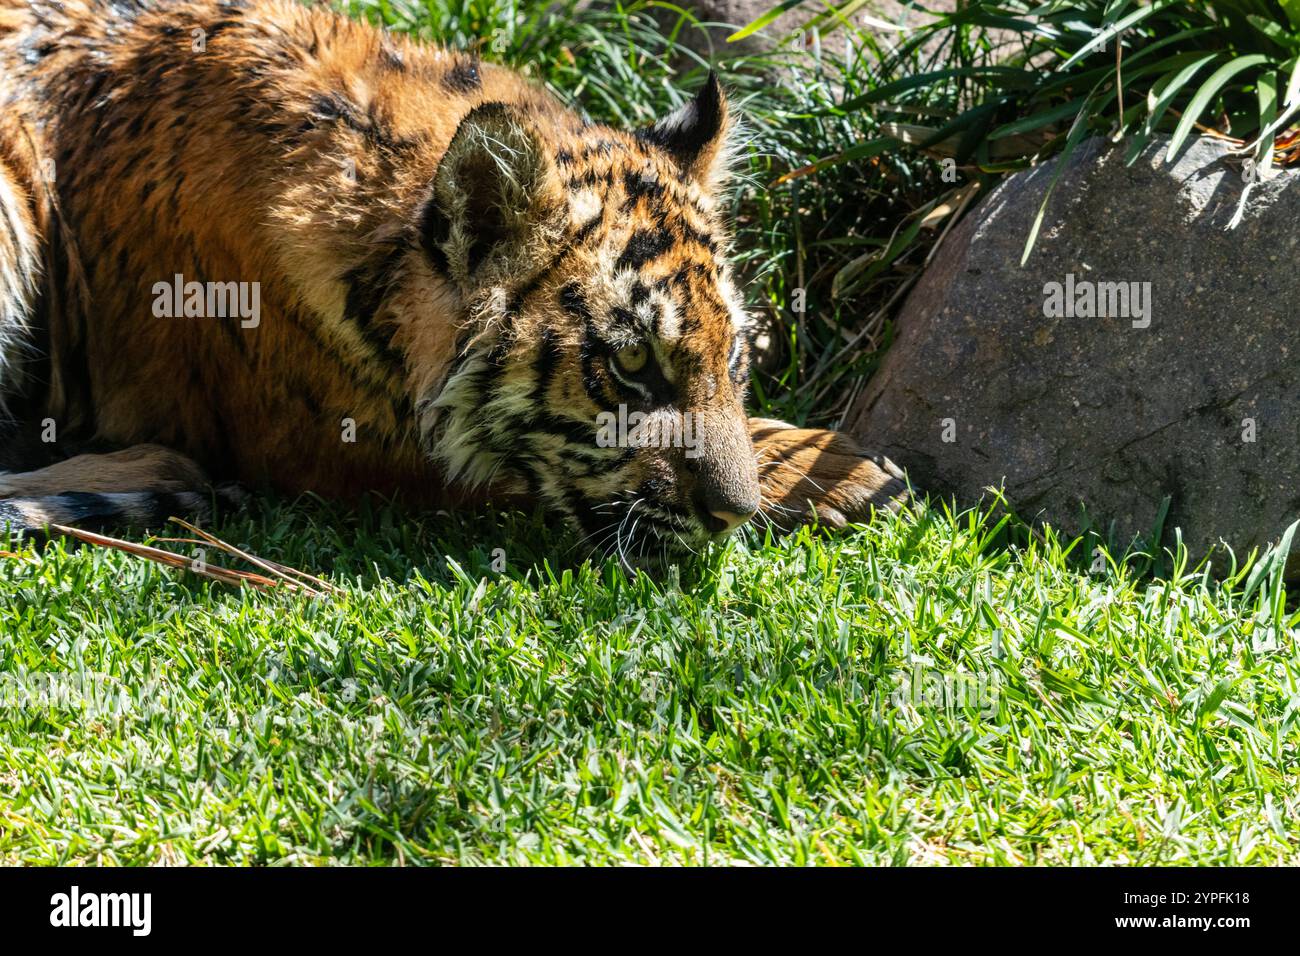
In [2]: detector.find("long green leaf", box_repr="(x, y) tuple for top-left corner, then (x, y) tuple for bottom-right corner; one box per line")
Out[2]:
(989, 97), (1086, 140)
(1054, 0), (1181, 74)
(726, 0), (805, 42)
(837, 66), (1035, 113)
(1246, 14), (1300, 50)
(776, 136), (897, 182)
(1257, 69), (1279, 167)
(1286, 54), (1300, 105)
(1283, 0), (1300, 31)
(1167, 54), (1271, 159)
(1143, 52), (1222, 136)
(1021, 100), (1092, 266)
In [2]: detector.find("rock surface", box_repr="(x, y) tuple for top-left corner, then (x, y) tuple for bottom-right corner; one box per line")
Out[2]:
(847, 134), (1300, 564)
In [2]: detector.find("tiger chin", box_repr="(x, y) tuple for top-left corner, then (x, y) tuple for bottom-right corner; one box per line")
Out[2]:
(0, 0), (908, 567)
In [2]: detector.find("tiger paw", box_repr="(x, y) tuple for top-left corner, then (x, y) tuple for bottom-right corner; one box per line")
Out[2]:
(748, 418), (910, 531)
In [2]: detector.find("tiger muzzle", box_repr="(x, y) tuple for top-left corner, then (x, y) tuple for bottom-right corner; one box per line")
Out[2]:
(687, 411), (760, 537)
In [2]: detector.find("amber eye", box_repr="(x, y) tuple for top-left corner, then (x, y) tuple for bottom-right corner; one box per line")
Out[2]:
(614, 344), (649, 375)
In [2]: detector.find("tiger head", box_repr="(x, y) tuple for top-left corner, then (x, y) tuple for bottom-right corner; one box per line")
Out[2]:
(419, 75), (760, 562)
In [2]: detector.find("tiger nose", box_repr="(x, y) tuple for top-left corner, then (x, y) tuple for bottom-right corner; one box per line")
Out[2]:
(693, 487), (759, 535)
(690, 415), (762, 536)
(705, 507), (756, 535)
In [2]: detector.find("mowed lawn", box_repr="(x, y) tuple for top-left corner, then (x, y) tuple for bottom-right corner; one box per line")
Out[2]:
(2, 497), (1297, 865)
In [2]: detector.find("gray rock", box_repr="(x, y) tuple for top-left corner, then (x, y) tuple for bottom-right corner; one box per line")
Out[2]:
(846, 134), (1300, 565)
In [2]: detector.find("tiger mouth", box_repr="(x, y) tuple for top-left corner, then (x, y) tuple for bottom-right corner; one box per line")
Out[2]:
(577, 495), (715, 567)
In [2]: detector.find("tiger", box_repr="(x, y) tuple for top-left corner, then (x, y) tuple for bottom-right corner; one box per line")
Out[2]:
(0, 0), (907, 565)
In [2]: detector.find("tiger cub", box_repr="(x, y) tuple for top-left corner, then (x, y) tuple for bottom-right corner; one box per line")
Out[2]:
(0, 0), (906, 561)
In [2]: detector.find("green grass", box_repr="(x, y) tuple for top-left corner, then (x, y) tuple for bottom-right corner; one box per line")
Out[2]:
(2, 499), (1298, 864)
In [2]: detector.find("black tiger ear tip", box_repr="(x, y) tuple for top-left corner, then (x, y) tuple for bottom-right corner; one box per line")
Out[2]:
(688, 70), (726, 138)
(700, 70), (723, 113)
(639, 72), (728, 171)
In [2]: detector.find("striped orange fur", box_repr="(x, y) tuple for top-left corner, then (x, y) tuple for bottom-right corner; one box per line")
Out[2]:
(0, 0), (906, 559)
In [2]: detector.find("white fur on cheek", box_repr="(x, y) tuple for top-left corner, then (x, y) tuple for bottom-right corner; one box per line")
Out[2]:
(717, 273), (751, 334)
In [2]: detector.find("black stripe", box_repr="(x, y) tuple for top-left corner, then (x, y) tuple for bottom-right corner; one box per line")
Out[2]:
(621, 168), (666, 207)
(565, 170), (601, 190)
(568, 445), (635, 478)
(560, 282), (591, 320)
(418, 195), (452, 275)
(572, 213), (602, 245)
(579, 324), (616, 408)
(609, 306), (638, 333)
(516, 411), (594, 447)
(680, 220), (716, 252)
(443, 56), (482, 93)
(380, 44), (406, 72)
(59, 492), (116, 521)
(200, 19), (242, 42)
(533, 328), (561, 396)
(304, 92), (419, 152)
(341, 247), (411, 374)
(615, 228), (673, 272)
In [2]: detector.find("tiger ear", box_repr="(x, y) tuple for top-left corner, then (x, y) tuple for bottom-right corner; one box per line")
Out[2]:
(638, 72), (731, 188)
(422, 103), (565, 287)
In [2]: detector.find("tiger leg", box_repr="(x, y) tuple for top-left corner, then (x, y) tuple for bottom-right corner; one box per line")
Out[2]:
(0, 444), (243, 535)
(0, 115), (240, 536)
(749, 418), (910, 531)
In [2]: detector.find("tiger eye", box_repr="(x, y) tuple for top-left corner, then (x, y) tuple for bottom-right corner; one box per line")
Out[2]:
(615, 344), (649, 374)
